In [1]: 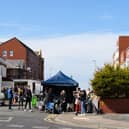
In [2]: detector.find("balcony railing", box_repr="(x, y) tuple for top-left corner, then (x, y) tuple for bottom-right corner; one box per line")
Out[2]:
(7, 68), (32, 80)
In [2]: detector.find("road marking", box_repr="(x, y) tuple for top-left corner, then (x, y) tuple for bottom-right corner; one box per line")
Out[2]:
(0, 117), (13, 122)
(32, 126), (49, 129)
(73, 116), (89, 120)
(7, 124), (24, 128)
(59, 128), (72, 129)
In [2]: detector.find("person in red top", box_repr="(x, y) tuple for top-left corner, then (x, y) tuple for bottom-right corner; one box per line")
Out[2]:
(73, 88), (81, 115)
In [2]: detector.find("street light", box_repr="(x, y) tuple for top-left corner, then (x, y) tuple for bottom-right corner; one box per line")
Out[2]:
(92, 60), (97, 71)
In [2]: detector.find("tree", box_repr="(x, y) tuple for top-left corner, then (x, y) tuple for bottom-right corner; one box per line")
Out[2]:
(90, 64), (129, 98)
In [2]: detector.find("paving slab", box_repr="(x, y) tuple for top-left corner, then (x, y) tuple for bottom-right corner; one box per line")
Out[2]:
(46, 112), (129, 129)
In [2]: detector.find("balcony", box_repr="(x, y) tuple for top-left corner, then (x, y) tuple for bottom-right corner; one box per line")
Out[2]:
(7, 68), (32, 80)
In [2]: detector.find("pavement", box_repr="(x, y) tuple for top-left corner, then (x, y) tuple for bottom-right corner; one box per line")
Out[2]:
(45, 112), (129, 129)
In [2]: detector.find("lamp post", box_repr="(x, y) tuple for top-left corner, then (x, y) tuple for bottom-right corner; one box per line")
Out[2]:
(92, 60), (97, 71)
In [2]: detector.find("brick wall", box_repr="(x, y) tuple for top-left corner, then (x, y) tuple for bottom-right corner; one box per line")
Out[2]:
(119, 36), (129, 64)
(0, 37), (44, 80)
(99, 98), (129, 113)
(0, 38), (26, 60)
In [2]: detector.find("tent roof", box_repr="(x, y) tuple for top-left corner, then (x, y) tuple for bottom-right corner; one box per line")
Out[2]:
(41, 71), (78, 87)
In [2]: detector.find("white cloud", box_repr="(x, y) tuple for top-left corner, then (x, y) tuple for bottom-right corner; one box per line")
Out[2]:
(24, 33), (118, 89)
(0, 33), (118, 89)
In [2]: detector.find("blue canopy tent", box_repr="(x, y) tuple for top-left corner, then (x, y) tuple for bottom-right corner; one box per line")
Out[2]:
(41, 71), (79, 103)
(42, 71), (78, 87)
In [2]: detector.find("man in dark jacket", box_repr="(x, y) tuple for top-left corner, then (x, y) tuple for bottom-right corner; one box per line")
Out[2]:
(7, 88), (13, 110)
(24, 86), (32, 112)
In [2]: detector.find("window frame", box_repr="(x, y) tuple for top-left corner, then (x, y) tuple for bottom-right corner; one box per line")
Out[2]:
(9, 50), (14, 56)
(2, 50), (7, 57)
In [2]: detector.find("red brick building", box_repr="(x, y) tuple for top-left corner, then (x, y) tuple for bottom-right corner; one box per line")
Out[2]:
(0, 37), (44, 94)
(113, 36), (129, 67)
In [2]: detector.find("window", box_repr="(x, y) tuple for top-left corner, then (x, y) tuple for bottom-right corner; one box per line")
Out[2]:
(9, 50), (14, 56)
(2, 50), (7, 57)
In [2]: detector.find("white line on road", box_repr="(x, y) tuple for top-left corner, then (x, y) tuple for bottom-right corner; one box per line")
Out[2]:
(7, 124), (24, 128)
(32, 126), (49, 129)
(0, 117), (13, 122)
(73, 116), (89, 120)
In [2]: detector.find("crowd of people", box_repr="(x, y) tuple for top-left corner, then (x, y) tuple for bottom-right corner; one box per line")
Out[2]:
(41, 88), (67, 114)
(41, 87), (100, 115)
(3, 85), (33, 112)
(1, 86), (100, 115)
(73, 87), (100, 115)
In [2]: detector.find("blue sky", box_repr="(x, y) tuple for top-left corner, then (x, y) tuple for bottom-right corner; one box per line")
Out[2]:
(1, 0), (129, 37)
(0, 0), (129, 89)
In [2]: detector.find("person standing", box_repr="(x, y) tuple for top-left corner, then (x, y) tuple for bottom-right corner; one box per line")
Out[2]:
(73, 88), (81, 115)
(18, 87), (24, 110)
(60, 90), (67, 112)
(24, 86), (32, 112)
(7, 87), (13, 110)
(80, 90), (87, 114)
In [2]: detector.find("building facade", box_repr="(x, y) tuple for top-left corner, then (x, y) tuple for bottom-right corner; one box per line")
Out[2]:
(0, 57), (14, 90)
(0, 37), (44, 94)
(113, 36), (129, 67)
(0, 58), (6, 78)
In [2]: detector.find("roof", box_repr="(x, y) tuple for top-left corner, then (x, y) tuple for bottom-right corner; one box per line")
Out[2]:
(0, 37), (37, 56)
(41, 71), (79, 87)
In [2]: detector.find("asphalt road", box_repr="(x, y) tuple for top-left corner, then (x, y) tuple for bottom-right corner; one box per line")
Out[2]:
(0, 107), (91, 129)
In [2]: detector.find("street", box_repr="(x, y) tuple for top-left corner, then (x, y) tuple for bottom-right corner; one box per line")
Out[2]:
(0, 107), (90, 129)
